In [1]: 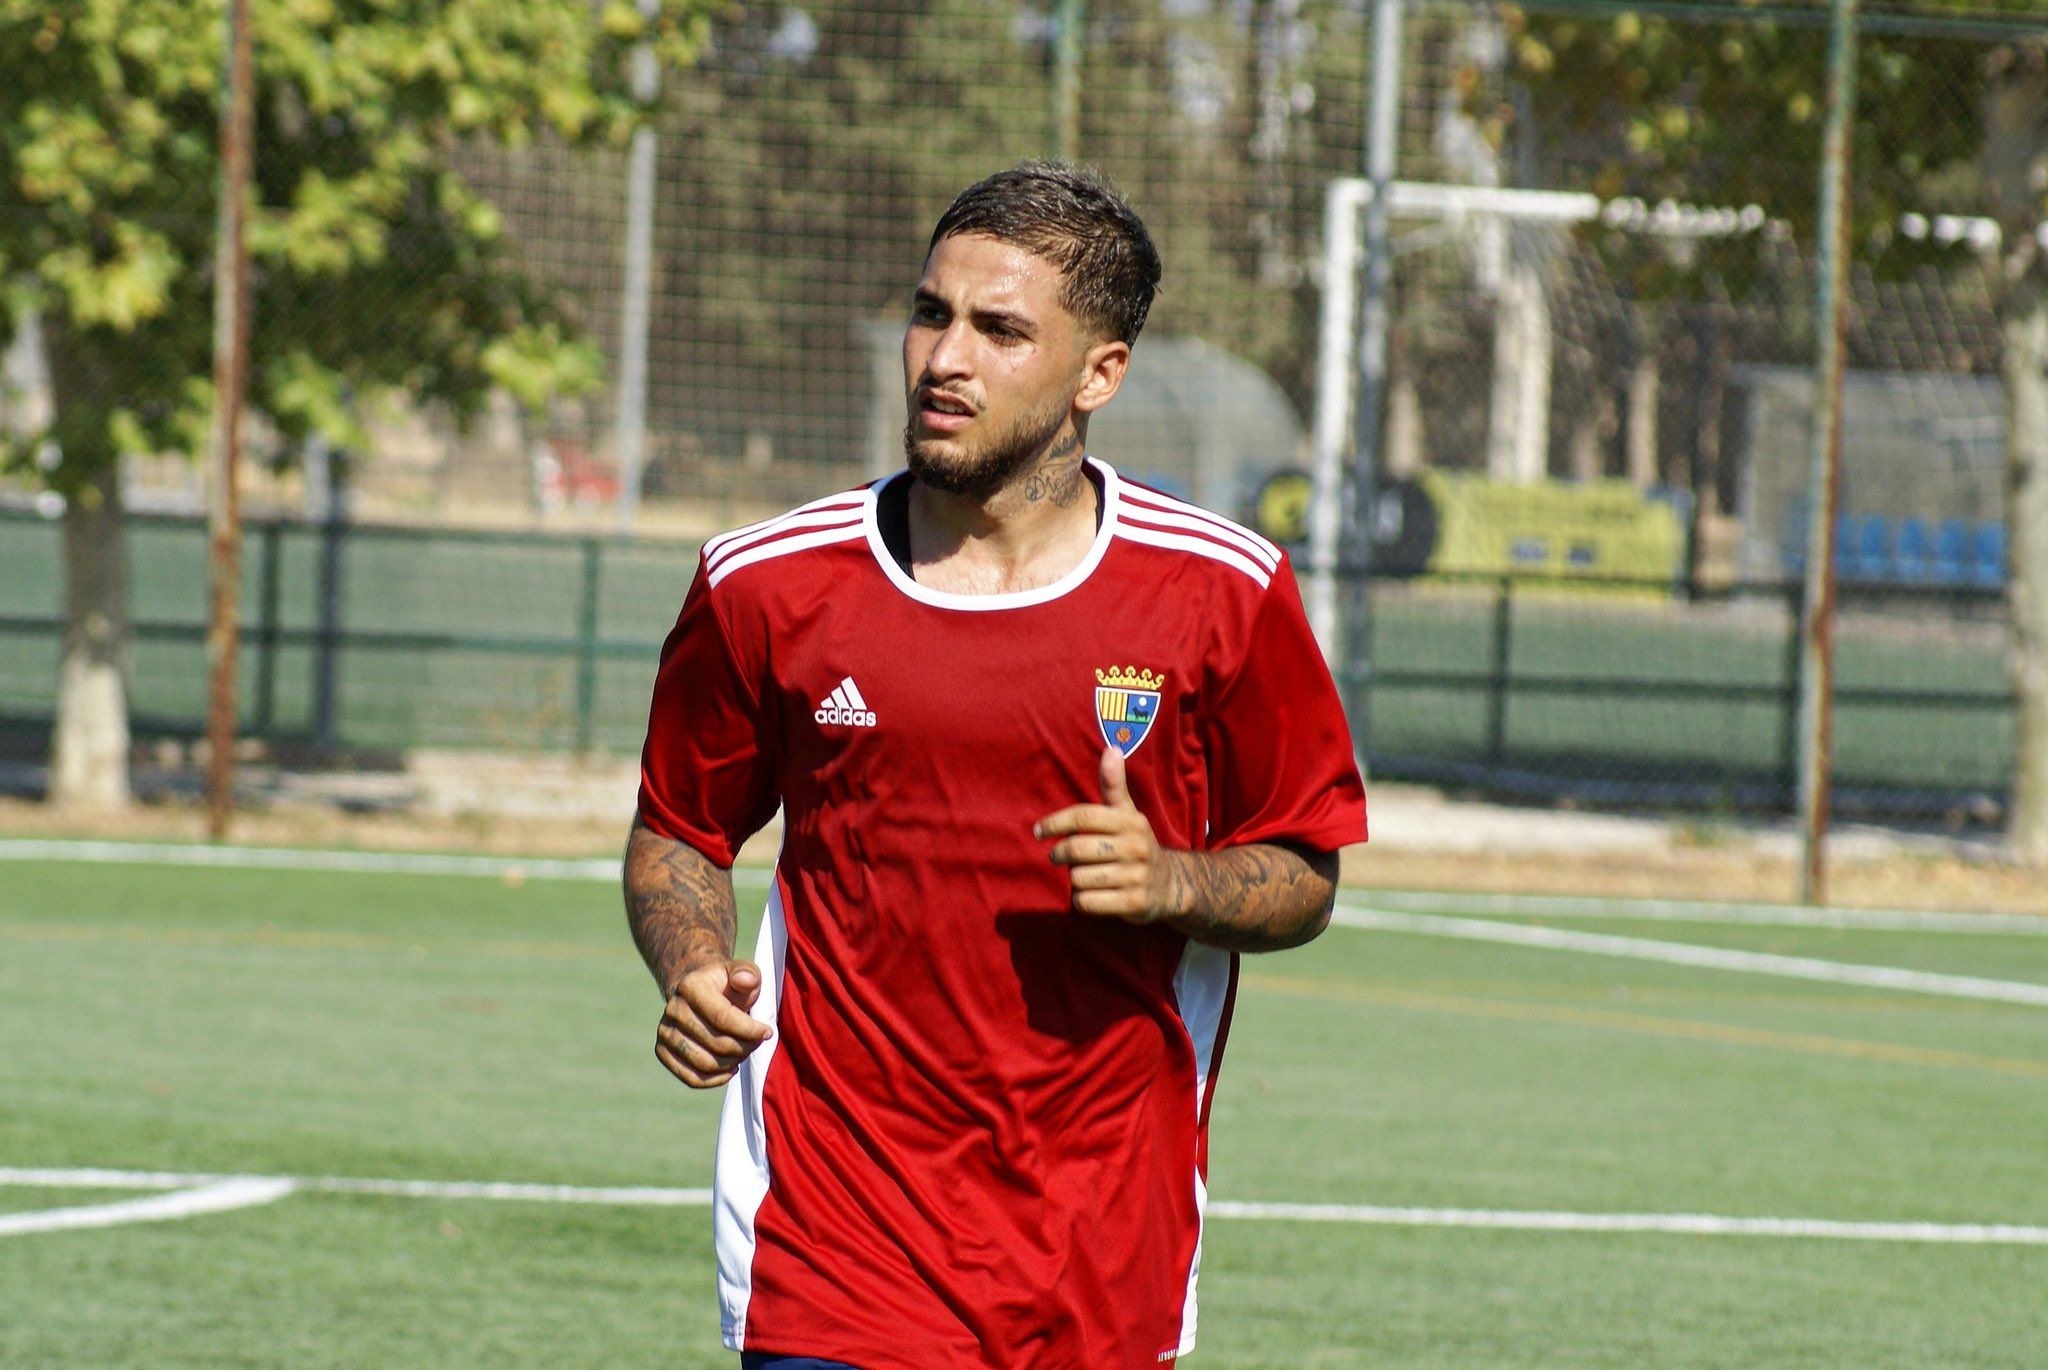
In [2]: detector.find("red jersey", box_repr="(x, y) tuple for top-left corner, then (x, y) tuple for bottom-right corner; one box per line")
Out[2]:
(638, 459), (1367, 1369)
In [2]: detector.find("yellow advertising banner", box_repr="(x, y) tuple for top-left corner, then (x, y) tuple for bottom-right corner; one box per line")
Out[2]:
(1421, 473), (1686, 584)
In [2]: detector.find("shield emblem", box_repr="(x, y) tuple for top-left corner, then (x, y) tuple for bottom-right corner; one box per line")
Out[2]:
(1095, 682), (1162, 758)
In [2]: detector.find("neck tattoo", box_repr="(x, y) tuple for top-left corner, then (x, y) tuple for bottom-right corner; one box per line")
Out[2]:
(1021, 434), (1086, 508)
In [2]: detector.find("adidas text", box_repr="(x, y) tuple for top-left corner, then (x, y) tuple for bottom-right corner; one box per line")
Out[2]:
(814, 706), (877, 728)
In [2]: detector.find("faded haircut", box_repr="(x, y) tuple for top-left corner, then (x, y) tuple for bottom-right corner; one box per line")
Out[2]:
(927, 161), (1163, 345)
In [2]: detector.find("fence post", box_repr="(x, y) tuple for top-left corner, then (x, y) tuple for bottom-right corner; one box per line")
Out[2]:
(254, 520), (282, 738)
(313, 508), (345, 752)
(1779, 582), (1804, 805)
(575, 537), (602, 753)
(1487, 577), (1512, 767)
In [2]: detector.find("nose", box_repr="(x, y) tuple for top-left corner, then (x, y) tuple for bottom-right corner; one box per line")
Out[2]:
(921, 318), (973, 382)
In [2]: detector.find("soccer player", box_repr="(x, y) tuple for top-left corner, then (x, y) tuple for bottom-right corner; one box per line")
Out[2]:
(627, 162), (1367, 1369)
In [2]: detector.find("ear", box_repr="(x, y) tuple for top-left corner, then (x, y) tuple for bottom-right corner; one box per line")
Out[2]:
(1072, 338), (1131, 416)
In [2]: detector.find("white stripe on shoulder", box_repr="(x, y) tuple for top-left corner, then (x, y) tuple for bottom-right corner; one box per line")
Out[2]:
(705, 506), (865, 575)
(1114, 522), (1273, 589)
(701, 491), (868, 564)
(1119, 486), (1282, 566)
(707, 522), (866, 587)
(1118, 499), (1281, 573)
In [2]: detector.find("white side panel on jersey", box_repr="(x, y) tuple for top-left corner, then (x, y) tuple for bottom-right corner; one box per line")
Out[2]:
(1170, 940), (1235, 1355)
(714, 869), (792, 1351)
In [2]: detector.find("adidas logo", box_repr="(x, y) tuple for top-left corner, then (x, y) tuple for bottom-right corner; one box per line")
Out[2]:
(814, 676), (877, 728)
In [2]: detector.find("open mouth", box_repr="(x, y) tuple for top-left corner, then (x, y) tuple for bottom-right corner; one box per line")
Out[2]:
(917, 391), (976, 432)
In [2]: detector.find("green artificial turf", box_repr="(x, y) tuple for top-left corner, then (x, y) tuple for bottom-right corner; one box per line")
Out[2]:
(3, 855), (2045, 1366)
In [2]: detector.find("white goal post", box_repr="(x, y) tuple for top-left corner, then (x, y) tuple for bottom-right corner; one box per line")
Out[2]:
(1305, 177), (1771, 656)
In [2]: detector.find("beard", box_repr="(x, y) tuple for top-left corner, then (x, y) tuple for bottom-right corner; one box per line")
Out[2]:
(903, 395), (1068, 500)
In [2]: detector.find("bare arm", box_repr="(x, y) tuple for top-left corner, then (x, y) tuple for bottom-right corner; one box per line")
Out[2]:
(1153, 841), (1337, 952)
(625, 819), (739, 991)
(1034, 748), (1340, 953)
(623, 820), (770, 1087)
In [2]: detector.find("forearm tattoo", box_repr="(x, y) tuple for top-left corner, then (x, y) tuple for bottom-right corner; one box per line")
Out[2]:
(1161, 842), (1338, 952)
(1021, 433), (1086, 507)
(623, 820), (739, 993)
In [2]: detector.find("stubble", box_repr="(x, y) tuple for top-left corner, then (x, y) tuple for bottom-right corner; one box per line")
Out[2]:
(903, 396), (1070, 501)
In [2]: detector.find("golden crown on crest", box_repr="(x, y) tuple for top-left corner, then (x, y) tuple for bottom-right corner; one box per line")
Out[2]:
(1095, 665), (1164, 691)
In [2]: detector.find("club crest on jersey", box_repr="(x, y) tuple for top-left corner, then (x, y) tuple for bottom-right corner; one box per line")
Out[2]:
(1095, 665), (1164, 758)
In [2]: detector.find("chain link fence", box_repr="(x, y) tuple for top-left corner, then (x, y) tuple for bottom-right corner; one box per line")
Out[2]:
(3, 0), (2043, 825)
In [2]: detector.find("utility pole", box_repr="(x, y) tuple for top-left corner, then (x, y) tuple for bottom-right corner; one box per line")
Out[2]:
(205, 0), (255, 840)
(1795, 0), (1861, 903)
(614, 0), (662, 535)
(1053, 0), (1083, 160)
(1347, 0), (1405, 754)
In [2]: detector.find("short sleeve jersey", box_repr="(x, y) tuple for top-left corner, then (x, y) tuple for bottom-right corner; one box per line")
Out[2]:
(639, 459), (1368, 1369)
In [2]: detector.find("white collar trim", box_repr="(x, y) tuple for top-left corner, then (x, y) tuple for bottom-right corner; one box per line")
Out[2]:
(864, 457), (1120, 612)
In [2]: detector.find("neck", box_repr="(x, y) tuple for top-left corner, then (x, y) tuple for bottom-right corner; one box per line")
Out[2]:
(907, 432), (1101, 594)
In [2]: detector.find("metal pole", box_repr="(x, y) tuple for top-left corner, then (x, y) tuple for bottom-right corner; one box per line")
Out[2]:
(1348, 0), (1404, 757)
(313, 452), (347, 753)
(1053, 0), (1084, 160)
(614, 0), (661, 536)
(1487, 579), (1513, 766)
(205, 0), (254, 841)
(1795, 0), (1861, 905)
(1307, 180), (1366, 658)
(254, 520), (281, 738)
(575, 537), (602, 753)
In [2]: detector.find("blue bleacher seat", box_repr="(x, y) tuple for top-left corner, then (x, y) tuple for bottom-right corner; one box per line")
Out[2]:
(1841, 513), (1889, 582)
(1971, 521), (2008, 589)
(1894, 517), (1933, 584)
(1932, 520), (1969, 585)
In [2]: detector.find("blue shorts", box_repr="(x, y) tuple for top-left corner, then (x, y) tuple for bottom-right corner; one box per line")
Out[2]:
(740, 1356), (865, 1370)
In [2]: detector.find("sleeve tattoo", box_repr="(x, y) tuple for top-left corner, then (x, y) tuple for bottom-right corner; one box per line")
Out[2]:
(623, 820), (740, 994)
(1161, 841), (1339, 952)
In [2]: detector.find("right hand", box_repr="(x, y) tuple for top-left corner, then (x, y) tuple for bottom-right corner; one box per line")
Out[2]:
(654, 958), (772, 1088)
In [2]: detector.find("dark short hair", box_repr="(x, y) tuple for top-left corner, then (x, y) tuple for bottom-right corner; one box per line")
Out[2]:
(928, 161), (1162, 345)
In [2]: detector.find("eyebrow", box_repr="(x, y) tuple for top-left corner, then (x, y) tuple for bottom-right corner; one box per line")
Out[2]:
(911, 288), (1034, 334)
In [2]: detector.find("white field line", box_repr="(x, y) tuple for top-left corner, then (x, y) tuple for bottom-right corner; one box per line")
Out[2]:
(1201, 1200), (2048, 1245)
(4, 1168), (2045, 1246)
(5, 840), (2038, 938)
(0, 1176), (294, 1237)
(0, 839), (621, 883)
(1358, 888), (2048, 936)
(1334, 904), (2048, 1008)
(0, 1168), (711, 1207)
(8, 841), (2044, 1005)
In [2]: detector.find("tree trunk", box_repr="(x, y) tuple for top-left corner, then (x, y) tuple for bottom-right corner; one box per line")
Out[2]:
(1384, 334), (1425, 478)
(1567, 370), (1615, 482)
(2005, 284), (2048, 863)
(50, 460), (133, 810)
(1626, 342), (1661, 490)
(1486, 236), (1553, 483)
(1982, 44), (2048, 862)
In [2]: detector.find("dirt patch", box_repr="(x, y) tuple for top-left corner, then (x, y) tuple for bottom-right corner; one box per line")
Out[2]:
(5, 788), (2044, 919)
(5, 749), (2043, 917)
(0, 795), (633, 860)
(1343, 845), (2048, 917)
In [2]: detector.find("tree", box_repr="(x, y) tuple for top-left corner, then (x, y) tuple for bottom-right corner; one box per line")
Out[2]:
(0, 0), (710, 808)
(590, 0), (1359, 481)
(1505, 6), (2048, 860)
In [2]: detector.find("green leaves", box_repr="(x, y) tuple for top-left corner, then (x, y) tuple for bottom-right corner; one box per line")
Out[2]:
(39, 225), (180, 331)
(0, 0), (716, 480)
(482, 323), (606, 412)
(1499, 1), (2042, 298)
